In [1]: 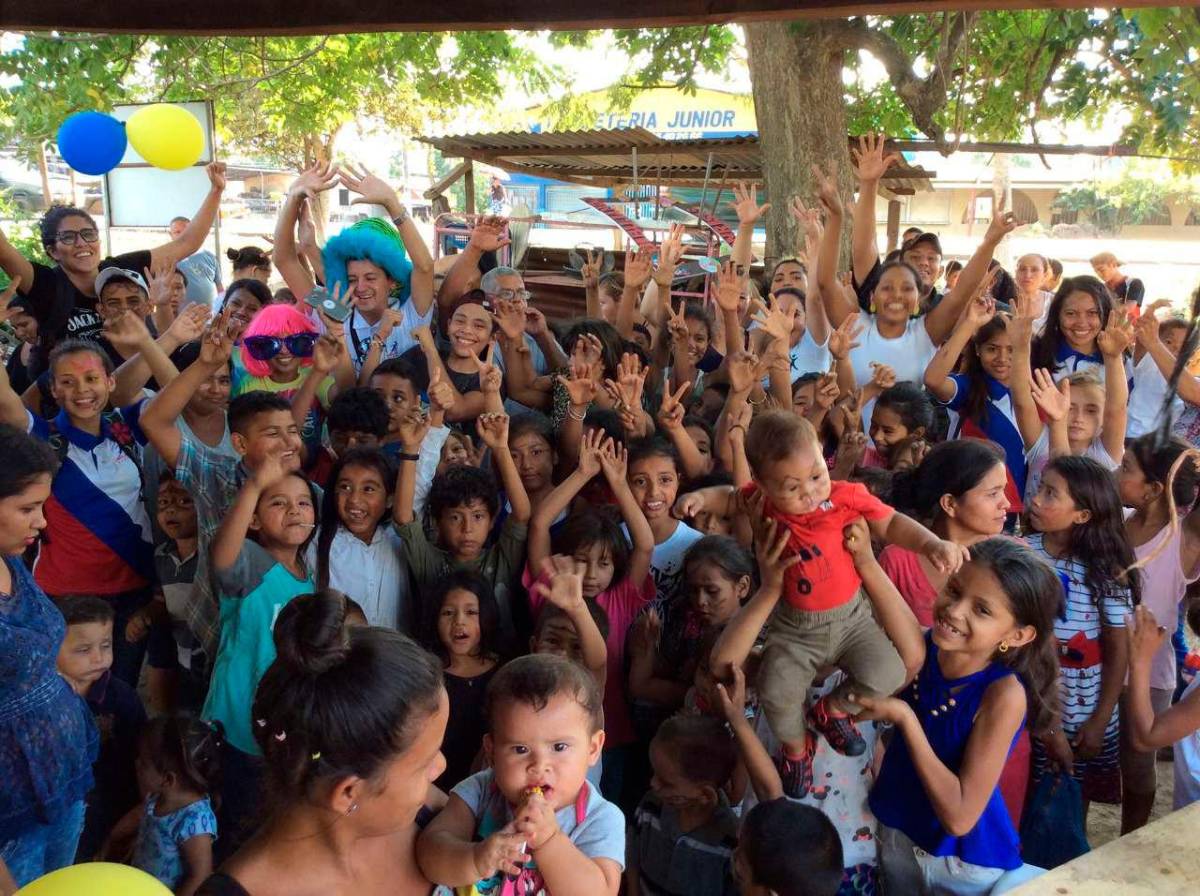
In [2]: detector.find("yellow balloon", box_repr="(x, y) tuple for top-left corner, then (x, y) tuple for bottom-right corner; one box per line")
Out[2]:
(17, 862), (172, 895)
(126, 103), (204, 171)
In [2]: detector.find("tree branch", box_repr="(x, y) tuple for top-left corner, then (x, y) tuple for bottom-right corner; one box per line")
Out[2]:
(840, 14), (977, 143)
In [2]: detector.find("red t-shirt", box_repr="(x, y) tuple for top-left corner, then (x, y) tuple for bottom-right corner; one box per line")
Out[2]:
(741, 480), (893, 611)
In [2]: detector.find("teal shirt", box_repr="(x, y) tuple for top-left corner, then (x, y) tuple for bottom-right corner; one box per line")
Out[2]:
(201, 541), (314, 755)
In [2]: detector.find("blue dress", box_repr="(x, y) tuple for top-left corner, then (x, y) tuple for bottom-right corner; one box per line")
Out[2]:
(869, 635), (1023, 871)
(0, 557), (98, 842)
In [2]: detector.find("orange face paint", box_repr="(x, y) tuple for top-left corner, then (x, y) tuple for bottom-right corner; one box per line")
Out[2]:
(55, 354), (107, 379)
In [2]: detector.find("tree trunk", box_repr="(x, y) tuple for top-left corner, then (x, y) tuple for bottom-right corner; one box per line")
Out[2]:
(745, 21), (856, 269)
(36, 143), (53, 208)
(302, 130), (340, 241)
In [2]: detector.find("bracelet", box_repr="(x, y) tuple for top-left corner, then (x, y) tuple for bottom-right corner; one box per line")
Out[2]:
(746, 393), (765, 406)
(567, 406), (587, 421)
(398, 452), (420, 462)
(392, 210), (410, 227)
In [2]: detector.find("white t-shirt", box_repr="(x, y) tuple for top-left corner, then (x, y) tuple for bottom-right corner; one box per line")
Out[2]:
(1174, 675), (1200, 810)
(306, 525), (410, 631)
(1023, 427), (1118, 506)
(623, 519), (704, 610)
(849, 316), (936, 389)
(1127, 352), (1184, 439)
(344, 300), (435, 372)
(850, 316), (936, 431)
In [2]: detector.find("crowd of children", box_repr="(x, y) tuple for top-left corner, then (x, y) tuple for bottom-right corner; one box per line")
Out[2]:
(2, 139), (1200, 896)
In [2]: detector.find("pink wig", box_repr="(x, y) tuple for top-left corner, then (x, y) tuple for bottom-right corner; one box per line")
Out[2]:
(239, 303), (320, 378)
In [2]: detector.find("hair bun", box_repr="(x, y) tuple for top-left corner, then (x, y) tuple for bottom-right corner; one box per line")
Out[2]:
(272, 592), (351, 676)
(226, 247), (241, 261)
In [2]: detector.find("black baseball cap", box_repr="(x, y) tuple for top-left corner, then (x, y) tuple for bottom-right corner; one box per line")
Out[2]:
(901, 232), (943, 257)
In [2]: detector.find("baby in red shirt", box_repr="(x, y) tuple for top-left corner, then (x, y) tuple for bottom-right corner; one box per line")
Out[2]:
(702, 410), (965, 799)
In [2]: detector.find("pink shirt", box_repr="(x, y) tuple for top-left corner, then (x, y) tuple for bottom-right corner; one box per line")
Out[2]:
(1136, 522), (1200, 691)
(878, 545), (938, 628)
(524, 565), (654, 747)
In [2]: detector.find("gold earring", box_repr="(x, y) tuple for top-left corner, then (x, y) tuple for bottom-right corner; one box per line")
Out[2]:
(998, 641), (1009, 653)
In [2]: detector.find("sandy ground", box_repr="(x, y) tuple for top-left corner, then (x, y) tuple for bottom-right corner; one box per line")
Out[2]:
(1087, 759), (1177, 848)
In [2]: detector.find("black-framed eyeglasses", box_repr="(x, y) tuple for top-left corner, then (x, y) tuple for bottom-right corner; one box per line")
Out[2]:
(243, 333), (319, 361)
(55, 228), (100, 246)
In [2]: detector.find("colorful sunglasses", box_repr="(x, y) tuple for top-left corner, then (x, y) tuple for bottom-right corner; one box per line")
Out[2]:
(243, 333), (319, 361)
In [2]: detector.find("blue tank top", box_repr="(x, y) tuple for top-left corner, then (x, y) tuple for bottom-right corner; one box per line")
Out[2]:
(869, 634), (1024, 870)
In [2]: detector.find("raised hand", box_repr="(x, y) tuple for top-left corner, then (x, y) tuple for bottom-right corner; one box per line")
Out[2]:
(788, 195), (823, 246)
(712, 258), (743, 314)
(143, 264), (175, 313)
(1135, 306), (1162, 349)
(476, 412), (510, 450)
(1098, 306), (1135, 357)
(835, 429), (868, 472)
(839, 387), (866, 433)
(397, 408), (431, 453)
(598, 436), (629, 483)
(964, 293), (997, 331)
(811, 162), (843, 217)
(524, 306), (549, 338)
(731, 181), (770, 226)
(665, 300), (690, 348)
(576, 426), (604, 478)
(571, 332), (605, 371)
(604, 351), (647, 413)
(311, 333), (344, 376)
(1008, 290), (1037, 345)
(101, 309), (151, 351)
(752, 293), (797, 344)
(289, 160), (340, 200)
(827, 312), (863, 361)
(984, 193), (1020, 243)
(1030, 369), (1069, 421)
(375, 308), (404, 342)
(473, 343), (502, 395)
(339, 163), (401, 212)
(206, 161), (228, 193)
(850, 133), (900, 183)
(492, 297), (527, 342)
(427, 367), (457, 415)
(199, 318), (234, 366)
(813, 371), (840, 412)
(557, 362), (597, 408)
(468, 216), (511, 253)
(652, 222), (686, 287)
(534, 555), (586, 613)
(714, 665), (748, 726)
(623, 243), (654, 292)
(164, 303), (211, 344)
(580, 249), (603, 288)
(656, 381), (691, 432)
(251, 450), (289, 491)
(726, 350), (765, 395)
(869, 362), (897, 391)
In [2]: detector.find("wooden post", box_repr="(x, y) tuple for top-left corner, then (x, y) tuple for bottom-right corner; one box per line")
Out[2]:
(886, 199), (901, 253)
(464, 164), (476, 215)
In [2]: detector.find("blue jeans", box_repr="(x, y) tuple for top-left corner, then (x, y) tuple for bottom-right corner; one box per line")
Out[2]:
(0, 799), (86, 887)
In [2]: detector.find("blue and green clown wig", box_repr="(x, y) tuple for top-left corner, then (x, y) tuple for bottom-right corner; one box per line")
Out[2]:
(321, 218), (413, 304)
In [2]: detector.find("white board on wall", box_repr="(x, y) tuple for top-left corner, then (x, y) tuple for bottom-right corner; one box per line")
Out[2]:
(104, 101), (216, 229)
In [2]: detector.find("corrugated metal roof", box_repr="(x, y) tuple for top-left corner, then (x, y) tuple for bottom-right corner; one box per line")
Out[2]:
(420, 128), (933, 198)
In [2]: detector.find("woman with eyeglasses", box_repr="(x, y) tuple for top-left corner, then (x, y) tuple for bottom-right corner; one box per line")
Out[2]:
(0, 163), (227, 361)
(231, 304), (356, 459)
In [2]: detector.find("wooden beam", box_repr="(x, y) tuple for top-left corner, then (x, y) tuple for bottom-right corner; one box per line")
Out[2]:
(886, 199), (902, 252)
(463, 164), (476, 215)
(423, 159), (472, 200)
(3, 0), (1183, 34)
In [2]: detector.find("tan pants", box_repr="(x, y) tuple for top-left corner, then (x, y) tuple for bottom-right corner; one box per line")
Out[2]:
(758, 589), (907, 746)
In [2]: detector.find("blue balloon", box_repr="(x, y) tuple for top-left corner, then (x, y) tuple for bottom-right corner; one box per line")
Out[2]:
(56, 111), (127, 176)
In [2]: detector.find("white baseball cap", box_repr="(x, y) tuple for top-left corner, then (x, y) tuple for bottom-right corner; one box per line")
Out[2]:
(94, 267), (149, 297)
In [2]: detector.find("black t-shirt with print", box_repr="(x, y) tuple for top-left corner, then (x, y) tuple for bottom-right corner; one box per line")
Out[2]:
(20, 251), (152, 352)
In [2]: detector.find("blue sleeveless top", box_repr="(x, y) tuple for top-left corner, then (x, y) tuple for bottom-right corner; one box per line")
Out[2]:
(869, 634), (1024, 870)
